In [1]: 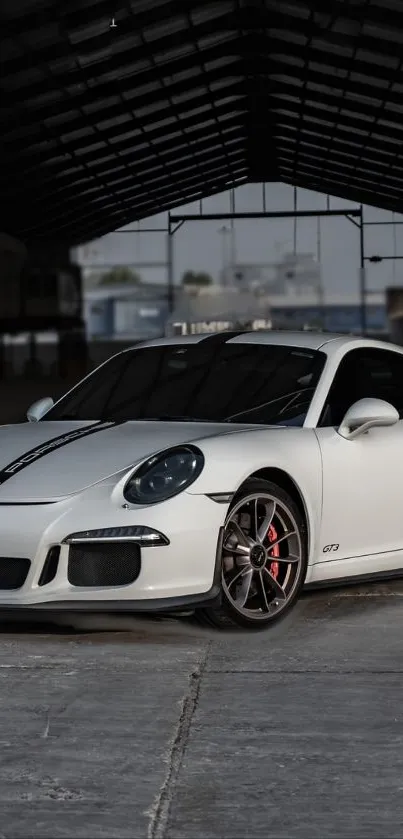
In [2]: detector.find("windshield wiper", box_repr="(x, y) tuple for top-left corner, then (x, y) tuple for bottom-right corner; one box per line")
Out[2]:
(223, 388), (314, 422)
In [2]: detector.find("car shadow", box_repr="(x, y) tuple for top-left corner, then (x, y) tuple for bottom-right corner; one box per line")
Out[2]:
(0, 579), (401, 638)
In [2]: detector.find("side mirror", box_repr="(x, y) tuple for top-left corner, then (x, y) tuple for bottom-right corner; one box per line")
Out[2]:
(338, 397), (399, 440)
(26, 397), (54, 423)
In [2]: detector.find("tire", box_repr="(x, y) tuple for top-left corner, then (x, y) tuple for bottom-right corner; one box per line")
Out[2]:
(196, 478), (308, 630)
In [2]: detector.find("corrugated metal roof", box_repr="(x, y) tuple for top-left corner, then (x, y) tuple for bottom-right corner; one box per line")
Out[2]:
(1, 0), (403, 243)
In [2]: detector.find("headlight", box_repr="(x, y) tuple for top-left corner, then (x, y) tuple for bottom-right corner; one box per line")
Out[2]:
(123, 445), (204, 505)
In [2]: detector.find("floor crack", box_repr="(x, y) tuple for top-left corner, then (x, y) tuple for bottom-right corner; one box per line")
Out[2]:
(147, 642), (211, 839)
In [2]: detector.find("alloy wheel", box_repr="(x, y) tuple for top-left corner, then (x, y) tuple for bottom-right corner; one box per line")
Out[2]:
(221, 491), (303, 621)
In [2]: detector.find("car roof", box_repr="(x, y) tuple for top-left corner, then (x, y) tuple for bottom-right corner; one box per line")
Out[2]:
(134, 330), (400, 354)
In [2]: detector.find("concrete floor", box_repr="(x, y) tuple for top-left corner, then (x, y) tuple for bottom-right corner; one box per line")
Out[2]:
(1, 583), (403, 838)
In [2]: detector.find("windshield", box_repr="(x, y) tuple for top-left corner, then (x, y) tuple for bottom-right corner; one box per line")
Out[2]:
(43, 342), (326, 426)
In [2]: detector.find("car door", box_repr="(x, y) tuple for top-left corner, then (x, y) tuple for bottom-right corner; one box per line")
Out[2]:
(315, 346), (403, 562)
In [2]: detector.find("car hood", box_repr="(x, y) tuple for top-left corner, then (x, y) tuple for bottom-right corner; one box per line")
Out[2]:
(0, 419), (260, 501)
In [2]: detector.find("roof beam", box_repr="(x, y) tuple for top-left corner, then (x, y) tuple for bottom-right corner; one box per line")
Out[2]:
(8, 135), (247, 209)
(1, 95), (247, 185)
(0, 59), (244, 132)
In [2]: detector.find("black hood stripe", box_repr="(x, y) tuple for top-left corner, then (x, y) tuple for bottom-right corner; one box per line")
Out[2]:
(0, 420), (123, 485)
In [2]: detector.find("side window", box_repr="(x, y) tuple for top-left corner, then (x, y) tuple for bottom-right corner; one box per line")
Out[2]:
(360, 350), (403, 417)
(319, 348), (403, 427)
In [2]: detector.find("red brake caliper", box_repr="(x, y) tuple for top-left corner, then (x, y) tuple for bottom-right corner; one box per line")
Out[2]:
(267, 524), (280, 579)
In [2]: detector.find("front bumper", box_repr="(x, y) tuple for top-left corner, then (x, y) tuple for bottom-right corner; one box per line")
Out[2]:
(0, 490), (227, 611)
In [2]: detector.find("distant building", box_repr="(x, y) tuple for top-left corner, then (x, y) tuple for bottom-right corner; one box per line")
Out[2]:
(221, 252), (323, 297)
(270, 293), (386, 334)
(222, 254), (386, 334)
(83, 283), (387, 340)
(84, 284), (169, 340)
(166, 285), (272, 336)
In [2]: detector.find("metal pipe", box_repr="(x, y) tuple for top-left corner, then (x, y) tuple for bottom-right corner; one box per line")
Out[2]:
(364, 221), (403, 226)
(316, 215), (325, 327)
(218, 226), (229, 287)
(167, 216), (174, 314)
(230, 189), (236, 284)
(359, 205), (367, 335)
(169, 209), (362, 221)
(393, 211), (397, 283)
(365, 255), (403, 260)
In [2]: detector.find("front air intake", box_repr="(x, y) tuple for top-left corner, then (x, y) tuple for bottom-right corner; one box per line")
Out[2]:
(38, 546), (60, 587)
(67, 542), (141, 587)
(0, 557), (31, 589)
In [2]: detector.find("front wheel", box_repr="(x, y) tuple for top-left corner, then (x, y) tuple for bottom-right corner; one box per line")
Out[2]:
(197, 478), (308, 630)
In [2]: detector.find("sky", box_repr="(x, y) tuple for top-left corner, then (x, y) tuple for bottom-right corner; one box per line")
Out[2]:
(76, 182), (403, 301)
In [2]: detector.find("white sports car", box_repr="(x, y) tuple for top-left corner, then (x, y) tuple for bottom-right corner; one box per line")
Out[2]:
(0, 329), (402, 630)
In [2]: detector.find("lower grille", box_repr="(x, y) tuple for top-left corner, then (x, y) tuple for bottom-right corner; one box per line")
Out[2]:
(67, 542), (141, 587)
(0, 557), (31, 590)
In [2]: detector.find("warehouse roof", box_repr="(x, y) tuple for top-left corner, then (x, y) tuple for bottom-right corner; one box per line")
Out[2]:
(1, 0), (403, 244)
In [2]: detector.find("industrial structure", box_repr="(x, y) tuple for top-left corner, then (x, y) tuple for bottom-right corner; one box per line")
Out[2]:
(3, 0), (403, 241)
(1, 0), (403, 365)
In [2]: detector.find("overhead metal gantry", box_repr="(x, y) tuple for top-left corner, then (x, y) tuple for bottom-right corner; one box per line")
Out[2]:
(1, 0), (403, 246)
(167, 203), (368, 326)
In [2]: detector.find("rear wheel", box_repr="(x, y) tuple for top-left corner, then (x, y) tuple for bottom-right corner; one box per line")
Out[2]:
(197, 478), (307, 630)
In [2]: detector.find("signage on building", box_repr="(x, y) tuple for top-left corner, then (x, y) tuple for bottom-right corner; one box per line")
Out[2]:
(171, 318), (272, 336)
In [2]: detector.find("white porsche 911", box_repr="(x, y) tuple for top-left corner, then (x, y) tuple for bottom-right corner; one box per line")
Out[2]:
(0, 329), (402, 630)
